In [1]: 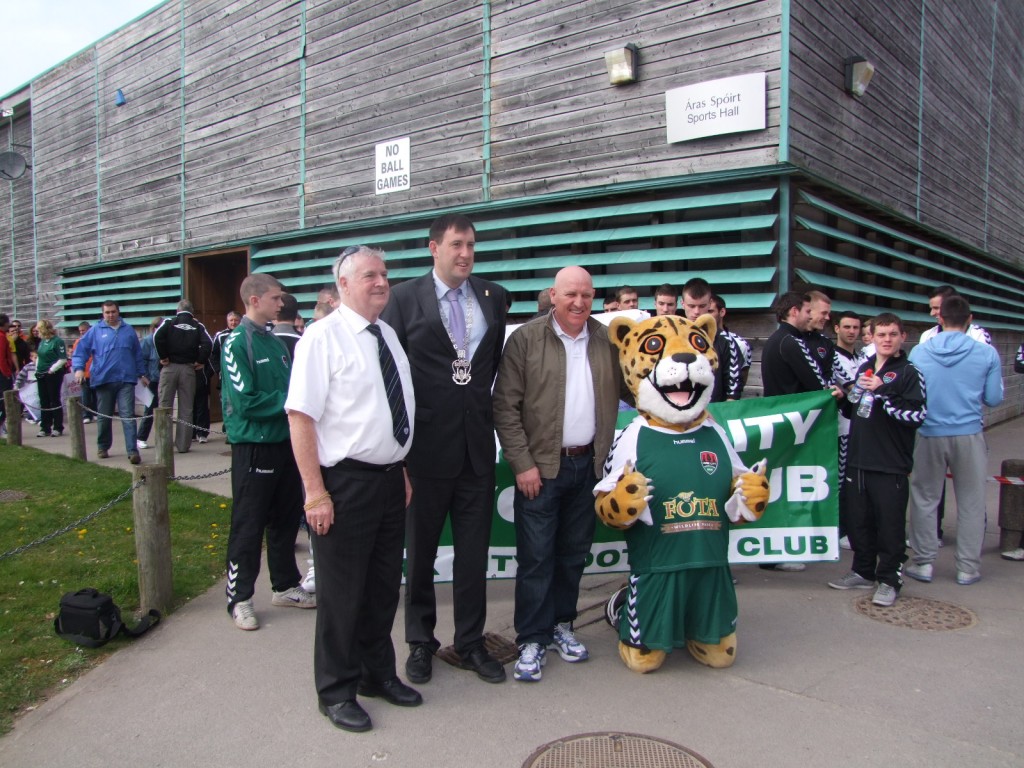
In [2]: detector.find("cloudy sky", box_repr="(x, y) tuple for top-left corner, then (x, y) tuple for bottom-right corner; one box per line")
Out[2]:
(1, 0), (164, 96)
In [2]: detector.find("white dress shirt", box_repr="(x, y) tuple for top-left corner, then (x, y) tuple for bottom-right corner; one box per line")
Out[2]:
(552, 315), (596, 448)
(285, 303), (414, 467)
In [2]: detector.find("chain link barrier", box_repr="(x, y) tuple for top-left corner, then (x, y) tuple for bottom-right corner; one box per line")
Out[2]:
(170, 467), (232, 482)
(76, 402), (227, 436)
(0, 479), (145, 562)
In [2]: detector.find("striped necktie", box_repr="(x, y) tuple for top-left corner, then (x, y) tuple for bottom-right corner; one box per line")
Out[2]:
(366, 323), (410, 446)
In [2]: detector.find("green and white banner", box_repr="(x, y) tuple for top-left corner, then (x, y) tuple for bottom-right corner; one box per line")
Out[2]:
(427, 389), (840, 581)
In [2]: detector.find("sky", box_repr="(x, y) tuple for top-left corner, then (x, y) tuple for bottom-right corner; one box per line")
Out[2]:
(1, 0), (165, 97)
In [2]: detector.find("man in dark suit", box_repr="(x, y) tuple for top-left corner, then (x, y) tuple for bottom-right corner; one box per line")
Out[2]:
(382, 213), (509, 686)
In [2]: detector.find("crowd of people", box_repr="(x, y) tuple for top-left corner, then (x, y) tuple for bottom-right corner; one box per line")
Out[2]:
(3, 219), (1024, 735)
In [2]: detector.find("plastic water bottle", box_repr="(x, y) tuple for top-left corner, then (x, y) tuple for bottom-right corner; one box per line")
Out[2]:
(856, 370), (875, 419)
(847, 368), (872, 405)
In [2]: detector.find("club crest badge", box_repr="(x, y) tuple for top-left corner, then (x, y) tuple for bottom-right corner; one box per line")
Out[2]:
(816, 346), (827, 358)
(883, 372), (897, 383)
(700, 450), (719, 475)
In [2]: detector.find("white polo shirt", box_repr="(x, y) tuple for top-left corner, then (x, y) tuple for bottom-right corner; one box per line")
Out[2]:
(285, 303), (414, 467)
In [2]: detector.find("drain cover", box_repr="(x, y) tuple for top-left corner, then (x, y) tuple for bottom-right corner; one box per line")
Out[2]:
(523, 733), (713, 768)
(436, 631), (519, 667)
(854, 595), (977, 630)
(0, 490), (28, 502)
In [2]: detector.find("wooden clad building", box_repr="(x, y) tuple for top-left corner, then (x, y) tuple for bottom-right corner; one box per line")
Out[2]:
(1, 0), (1022, 420)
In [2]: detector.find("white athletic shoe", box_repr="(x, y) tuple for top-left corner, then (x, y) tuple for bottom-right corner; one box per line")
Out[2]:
(301, 562), (316, 594)
(271, 586), (316, 608)
(549, 622), (589, 662)
(136, 440), (150, 450)
(513, 643), (546, 682)
(232, 600), (259, 631)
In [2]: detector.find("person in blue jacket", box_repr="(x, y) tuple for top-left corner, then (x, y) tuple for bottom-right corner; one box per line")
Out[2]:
(72, 301), (149, 464)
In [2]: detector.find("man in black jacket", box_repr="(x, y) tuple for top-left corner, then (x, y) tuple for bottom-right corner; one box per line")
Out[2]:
(828, 313), (926, 606)
(381, 214), (509, 686)
(154, 299), (212, 453)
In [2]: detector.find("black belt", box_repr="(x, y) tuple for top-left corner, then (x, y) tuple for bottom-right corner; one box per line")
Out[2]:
(334, 458), (405, 473)
(560, 443), (593, 457)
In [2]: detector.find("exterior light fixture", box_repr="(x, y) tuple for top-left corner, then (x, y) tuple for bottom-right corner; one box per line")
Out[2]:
(844, 57), (875, 97)
(605, 44), (639, 86)
(114, 89), (127, 106)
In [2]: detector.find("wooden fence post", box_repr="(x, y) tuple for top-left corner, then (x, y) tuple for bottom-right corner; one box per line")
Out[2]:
(4, 390), (22, 446)
(154, 407), (174, 477)
(132, 463), (174, 615)
(66, 396), (87, 461)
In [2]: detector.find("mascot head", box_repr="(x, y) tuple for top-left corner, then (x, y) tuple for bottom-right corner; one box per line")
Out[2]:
(610, 314), (718, 430)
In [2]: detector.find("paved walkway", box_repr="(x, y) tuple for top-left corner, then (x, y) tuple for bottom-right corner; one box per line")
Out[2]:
(3, 418), (1024, 767)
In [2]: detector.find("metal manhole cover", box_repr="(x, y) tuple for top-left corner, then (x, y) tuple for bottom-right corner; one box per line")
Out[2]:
(523, 733), (713, 768)
(436, 631), (520, 667)
(0, 490), (28, 502)
(854, 595), (977, 630)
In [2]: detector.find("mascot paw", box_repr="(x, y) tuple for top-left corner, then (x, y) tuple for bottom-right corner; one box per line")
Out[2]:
(618, 641), (666, 673)
(686, 633), (737, 669)
(728, 459), (770, 523)
(596, 462), (654, 529)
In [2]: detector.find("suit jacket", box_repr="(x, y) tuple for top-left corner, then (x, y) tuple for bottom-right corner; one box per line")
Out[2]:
(382, 272), (507, 479)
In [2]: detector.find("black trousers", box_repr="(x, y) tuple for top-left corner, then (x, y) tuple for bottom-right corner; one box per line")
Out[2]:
(37, 372), (64, 434)
(225, 441), (303, 611)
(404, 465), (495, 655)
(846, 468), (909, 589)
(314, 461), (406, 705)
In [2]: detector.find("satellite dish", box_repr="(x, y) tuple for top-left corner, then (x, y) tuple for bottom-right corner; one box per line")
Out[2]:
(0, 151), (27, 181)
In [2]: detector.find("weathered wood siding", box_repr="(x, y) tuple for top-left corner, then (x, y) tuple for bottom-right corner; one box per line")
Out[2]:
(0, 110), (37, 318)
(303, 0), (487, 222)
(788, 0), (1024, 269)
(182, 0), (303, 245)
(98, 0), (183, 259)
(489, 0), (783, 199)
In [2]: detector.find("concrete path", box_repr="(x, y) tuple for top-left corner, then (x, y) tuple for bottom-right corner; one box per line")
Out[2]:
(3, 418), (1023, 768)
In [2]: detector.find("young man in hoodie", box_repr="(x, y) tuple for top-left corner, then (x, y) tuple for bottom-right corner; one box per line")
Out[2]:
(827, 313), (926, 606)
(906, 296), (1003, 586)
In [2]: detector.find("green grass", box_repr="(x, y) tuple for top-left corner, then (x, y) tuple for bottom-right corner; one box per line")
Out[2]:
(0, 444), (231, 736)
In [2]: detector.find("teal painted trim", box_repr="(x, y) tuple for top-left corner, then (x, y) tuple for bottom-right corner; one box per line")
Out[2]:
(271, 241), (778, 279)
(481, 0), (492, 201)
(63, 255), (179, 279)
(794, 239), (1019, 305)
(915, 0), (926, 220)
(298, 0), (307, 227)
(507, 293), (777, 316)
(795, 221), (1024, 300)
(799, 191), (1024, 290)
(982, 0), (998, 250)
(830, 300), (933, 326)
(59, 289), (182, 307)
(778, 176), (790, 292)
(495, 268), (776, 294)
(179, 0), (187, 245)
(62, 275), (183, 294)
(779, 0), (790, 163)
(94, 54), (102, 262)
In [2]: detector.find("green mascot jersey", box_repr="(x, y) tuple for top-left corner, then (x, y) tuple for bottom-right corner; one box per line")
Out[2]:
(597, 416), (748, 649)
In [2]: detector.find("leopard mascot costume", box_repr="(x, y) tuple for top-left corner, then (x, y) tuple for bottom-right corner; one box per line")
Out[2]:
(594, 314), (770, 673)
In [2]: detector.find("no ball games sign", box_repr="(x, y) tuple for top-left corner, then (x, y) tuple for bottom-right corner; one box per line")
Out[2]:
(665, 72), (766, 143)
(375, 137), (410, 195)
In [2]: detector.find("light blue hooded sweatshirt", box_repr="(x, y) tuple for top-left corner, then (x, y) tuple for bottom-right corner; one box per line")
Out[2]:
(908, 331), (1003, 437)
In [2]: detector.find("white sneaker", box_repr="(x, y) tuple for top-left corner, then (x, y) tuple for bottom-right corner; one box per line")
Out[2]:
(136, 440), (150, 450)
(232, 599), (259, 630)
(271, 586), (316, 608)
(773, 562), (806, 572)
(872, 583), (898, 607)
(838, 535), (851, 550)
(905, 562), (933, 583)
(513, 643), (546, 682)
(1000, 548), (1024, 561)
(550, 622), (589, 662)
(301, 563), (316, 594)
(827, 571), (874, 590)
(197, 436), (208, 444)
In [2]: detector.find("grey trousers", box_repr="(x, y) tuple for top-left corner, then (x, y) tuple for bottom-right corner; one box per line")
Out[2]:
(158, 362), (196, 454)
(908, 432), (988, 575)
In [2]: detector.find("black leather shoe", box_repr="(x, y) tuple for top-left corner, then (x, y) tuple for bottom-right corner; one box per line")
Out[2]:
(405, 644), (433, 684)
(318, 700), (372, 732)
(459, 646), (507, 683)
(357, 677), (423, 707)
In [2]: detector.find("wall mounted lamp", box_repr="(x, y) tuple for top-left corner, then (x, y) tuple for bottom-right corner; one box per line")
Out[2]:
(604, 44), (639, 86)
(114, 89), (127, 106)
(844, 56), (875, 97)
